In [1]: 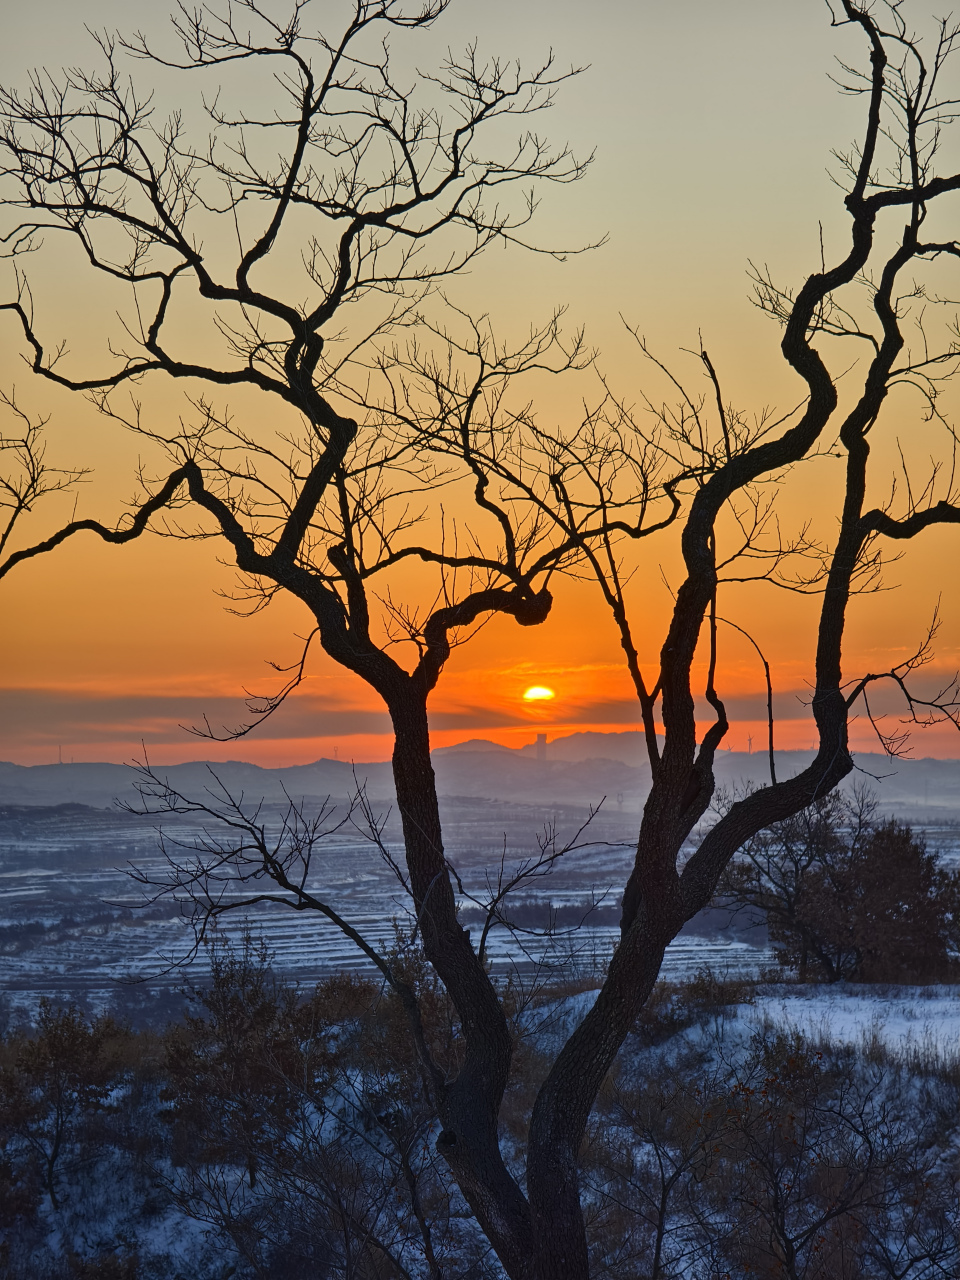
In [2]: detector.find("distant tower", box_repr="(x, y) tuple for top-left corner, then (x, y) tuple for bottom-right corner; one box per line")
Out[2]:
(535, 732), (547, 762)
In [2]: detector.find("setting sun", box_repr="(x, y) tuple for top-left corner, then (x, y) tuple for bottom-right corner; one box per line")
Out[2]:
(522, 685), (556, 702)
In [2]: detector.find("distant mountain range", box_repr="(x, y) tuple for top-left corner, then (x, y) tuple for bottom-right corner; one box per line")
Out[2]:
(2, 731), (958, 817)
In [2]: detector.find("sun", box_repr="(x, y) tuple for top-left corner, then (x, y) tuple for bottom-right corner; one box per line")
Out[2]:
(522, 685), (556, 702)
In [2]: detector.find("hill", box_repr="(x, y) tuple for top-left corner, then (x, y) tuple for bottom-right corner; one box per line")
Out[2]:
(1, 731), (958, 816)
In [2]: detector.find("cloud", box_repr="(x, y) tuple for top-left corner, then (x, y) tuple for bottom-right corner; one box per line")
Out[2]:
(434, 691), (816, 731)
(0, 687), (392, 745)
(0, 683), (820, 754)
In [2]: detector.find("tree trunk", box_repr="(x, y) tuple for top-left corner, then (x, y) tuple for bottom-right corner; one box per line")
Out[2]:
(527, 908), (674, 1278)
(389, 690), (534, 1280)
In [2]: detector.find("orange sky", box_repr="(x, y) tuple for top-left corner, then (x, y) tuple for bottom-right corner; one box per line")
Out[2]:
(2, 0), (960, 766)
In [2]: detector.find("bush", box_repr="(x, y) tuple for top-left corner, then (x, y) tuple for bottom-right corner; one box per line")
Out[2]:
(0, 1001), (131, 1210)
(590, 1023), (960, 1279)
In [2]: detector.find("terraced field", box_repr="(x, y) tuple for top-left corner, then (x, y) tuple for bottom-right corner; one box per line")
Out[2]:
(2, 788), (957, 1019)
(0, 796), (777, 1015)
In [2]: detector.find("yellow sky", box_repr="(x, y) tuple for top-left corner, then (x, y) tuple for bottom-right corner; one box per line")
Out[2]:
(2, 0), (960, 765)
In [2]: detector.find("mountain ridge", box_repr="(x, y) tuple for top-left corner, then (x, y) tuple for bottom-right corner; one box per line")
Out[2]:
(2, 729), (958, 814)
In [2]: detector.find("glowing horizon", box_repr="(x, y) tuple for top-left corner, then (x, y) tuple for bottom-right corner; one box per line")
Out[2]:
(2, 1), (960, 767)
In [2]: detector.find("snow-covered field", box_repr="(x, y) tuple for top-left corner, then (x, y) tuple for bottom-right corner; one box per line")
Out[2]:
(0, 797), (778, 1014)
(2, 778), (958, 1277)
(1, 799), (957, 1016)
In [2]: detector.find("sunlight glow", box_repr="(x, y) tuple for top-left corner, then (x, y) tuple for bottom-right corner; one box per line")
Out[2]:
(522, 685), (556, 702)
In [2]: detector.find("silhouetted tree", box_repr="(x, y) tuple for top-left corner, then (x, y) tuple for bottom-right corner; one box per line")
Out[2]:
(3, 2), (960, 1278)
(0, 10), (617, 1268)
(405, 3), (960, 1270)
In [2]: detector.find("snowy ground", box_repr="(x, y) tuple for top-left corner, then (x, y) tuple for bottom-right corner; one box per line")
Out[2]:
(4, 977), (957, 1279)
(749, 984), (960, 1059)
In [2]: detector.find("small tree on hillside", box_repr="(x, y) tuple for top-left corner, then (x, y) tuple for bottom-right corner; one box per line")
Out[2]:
(721, 795), (958, 981)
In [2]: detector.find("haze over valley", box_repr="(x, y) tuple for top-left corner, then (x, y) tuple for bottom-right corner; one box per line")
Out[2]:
(2, 732), (958, 1020)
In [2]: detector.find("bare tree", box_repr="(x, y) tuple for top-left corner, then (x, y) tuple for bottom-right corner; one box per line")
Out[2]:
(4, 2), (960, 1279)
(158, 939), (460, 1279)
(400, 2), (960, 1273)
(580, 1022), (960, 1280)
